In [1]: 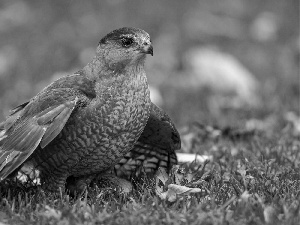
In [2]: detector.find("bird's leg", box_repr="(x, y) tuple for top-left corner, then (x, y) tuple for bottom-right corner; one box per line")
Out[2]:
(93, 172), (133, 194)
(65, 174), (95, 196)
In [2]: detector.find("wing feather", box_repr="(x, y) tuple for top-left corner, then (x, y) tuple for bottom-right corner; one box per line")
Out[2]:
(114, 103), (181, 178)
(0, 126), (45, 179)
(0, 92), (80, 180)
(40, 97), (78, 148)
(36, 104), (67, 125)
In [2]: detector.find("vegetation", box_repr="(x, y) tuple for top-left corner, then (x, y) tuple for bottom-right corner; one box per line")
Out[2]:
(0, 0), (299, 224)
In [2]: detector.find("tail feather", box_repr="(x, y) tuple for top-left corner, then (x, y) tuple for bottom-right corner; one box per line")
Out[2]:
(114, 141), (178, 178)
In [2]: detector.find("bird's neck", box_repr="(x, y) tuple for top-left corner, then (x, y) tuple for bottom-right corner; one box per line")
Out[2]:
(82, 55), (148, 95)
(82, 55), (146, 81)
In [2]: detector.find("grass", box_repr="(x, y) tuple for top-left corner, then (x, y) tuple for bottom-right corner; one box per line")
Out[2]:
(0, 1), (298, 224)
(0, 121), (299, 224)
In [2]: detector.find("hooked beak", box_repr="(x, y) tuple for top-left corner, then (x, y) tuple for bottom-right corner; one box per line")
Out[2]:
(140, 44), (153, 56)
(146, 45), (153, 56)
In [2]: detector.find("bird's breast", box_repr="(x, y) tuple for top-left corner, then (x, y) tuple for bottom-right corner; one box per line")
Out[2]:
(71, 75), (150, 174)
(33, 69), (151, 177)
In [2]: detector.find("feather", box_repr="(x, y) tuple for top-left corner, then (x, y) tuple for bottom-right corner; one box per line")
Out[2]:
(0, 93), (79, 180)
(40, 98), (78, 148)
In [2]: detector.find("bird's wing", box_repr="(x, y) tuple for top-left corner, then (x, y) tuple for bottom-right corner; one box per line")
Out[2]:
(114, 102), (181, 178)
(0, 102), (29, 133)
(142, 103), (181, 150)
(0, 88), (83, 180)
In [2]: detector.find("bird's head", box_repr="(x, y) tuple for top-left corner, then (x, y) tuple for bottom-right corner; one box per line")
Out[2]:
(95, 27), (153, 73)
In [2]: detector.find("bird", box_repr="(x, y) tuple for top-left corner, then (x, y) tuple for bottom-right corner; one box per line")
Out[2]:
(0, 27), (154, 193)
(16, 102), (181, 190)
(13, 101), (181, 192)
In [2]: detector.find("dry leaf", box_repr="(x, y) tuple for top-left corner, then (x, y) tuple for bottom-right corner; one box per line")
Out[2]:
(157, 183), (202, 203)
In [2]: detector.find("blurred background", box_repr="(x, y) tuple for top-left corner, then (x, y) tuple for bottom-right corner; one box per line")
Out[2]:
(0, 0), (299, 134)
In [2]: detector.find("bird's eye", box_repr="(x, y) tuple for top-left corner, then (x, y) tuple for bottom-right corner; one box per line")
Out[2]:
(121, 37), (134, 47)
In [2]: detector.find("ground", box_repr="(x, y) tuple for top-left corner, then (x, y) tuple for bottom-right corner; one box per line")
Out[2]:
(0, 0), (299, 224)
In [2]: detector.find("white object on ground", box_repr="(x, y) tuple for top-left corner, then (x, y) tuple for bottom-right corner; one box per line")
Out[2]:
(176, 153), (212, 163)
(157, 184), (202, 202)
